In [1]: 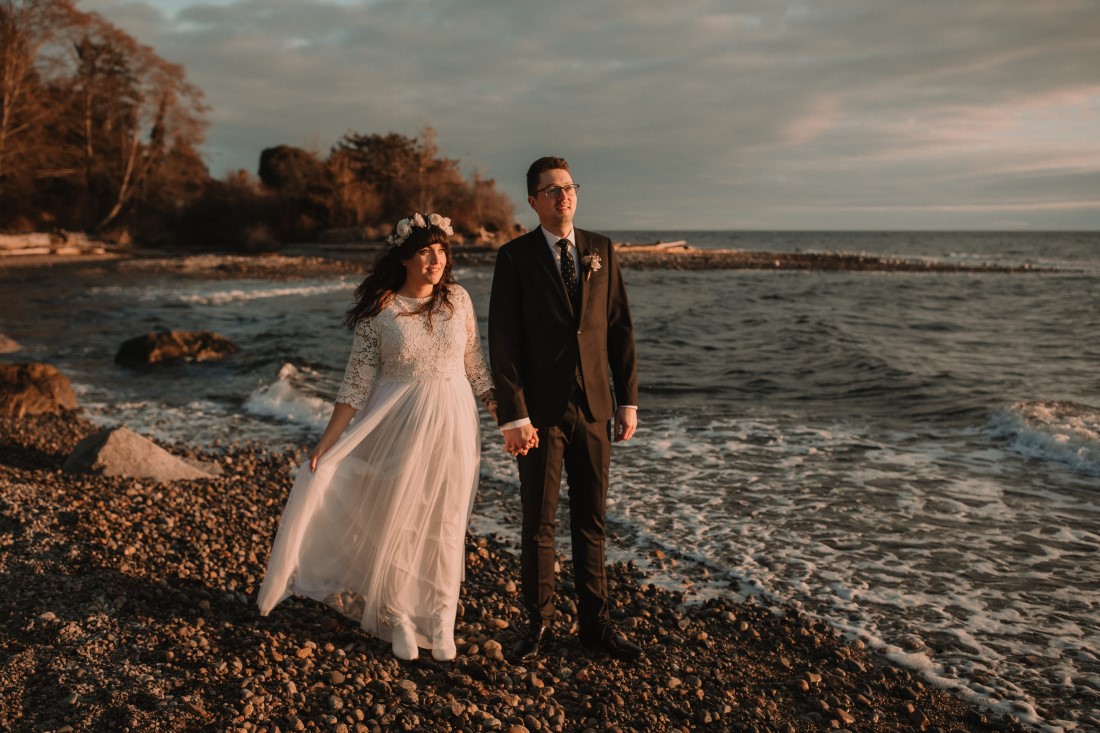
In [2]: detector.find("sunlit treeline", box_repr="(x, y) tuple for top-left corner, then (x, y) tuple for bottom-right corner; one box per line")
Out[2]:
(0, 0), (514, 249)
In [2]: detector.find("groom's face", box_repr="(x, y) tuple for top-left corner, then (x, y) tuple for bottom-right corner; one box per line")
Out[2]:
(529, 168), (576, 234)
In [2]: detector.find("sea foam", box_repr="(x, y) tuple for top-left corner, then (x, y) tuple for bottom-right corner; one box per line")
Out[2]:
(243, 363), (330, 430)
(990, 400), (1100, 477)
(475, 411), (1099, 733)
(177, 281), (351, 306)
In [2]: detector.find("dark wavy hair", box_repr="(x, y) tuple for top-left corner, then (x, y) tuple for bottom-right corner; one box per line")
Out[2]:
(344, 222), (456, 329)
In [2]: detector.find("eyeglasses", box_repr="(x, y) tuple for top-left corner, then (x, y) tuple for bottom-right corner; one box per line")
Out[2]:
(535, 183), (581, 199)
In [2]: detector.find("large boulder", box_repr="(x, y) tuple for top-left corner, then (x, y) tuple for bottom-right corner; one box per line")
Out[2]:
(0, 333), (20, 353)
(62, 426), (216, 482)
(0, 363), (77, 417)
(115, 330), (238, 366)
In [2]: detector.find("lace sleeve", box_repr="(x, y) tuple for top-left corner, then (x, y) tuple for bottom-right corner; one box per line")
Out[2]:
(461, 289), (495, 404)
(335, 317), (380, 410)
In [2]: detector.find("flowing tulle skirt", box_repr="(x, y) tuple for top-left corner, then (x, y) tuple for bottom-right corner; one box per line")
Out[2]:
(257, 375), (480, 652)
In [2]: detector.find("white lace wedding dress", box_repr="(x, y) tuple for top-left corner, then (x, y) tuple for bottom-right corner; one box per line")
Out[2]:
(257, 285), (493, 656)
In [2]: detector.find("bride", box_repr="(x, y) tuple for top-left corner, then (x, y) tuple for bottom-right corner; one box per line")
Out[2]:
(257, 213), (496, 661)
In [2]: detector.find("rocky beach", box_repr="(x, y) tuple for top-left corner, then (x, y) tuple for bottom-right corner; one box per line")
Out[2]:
(0, 411), (1030, 733)
(1, 240), (1073, 731)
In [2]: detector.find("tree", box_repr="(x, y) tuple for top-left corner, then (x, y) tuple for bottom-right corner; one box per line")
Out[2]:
(64, 14), (207, 231)
(2, 3), (515, 244)
(330, 128), (457, 224)
(328, 146), (381, 226)
(328, 127), (514, 234)
(173, 168), (280, 251)
(0, 0), (77, 200)
(0, 1), (208, 232)
(332, 130), (417, 224)
(259, 145), (325, 194)
(257, 145), (335, 237)
(457, 170), (515, 236)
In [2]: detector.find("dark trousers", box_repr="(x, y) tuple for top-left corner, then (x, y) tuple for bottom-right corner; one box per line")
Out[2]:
(517, 389), (611, 632)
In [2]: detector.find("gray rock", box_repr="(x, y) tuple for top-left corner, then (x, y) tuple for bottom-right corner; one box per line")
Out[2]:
(62, 426), (214, 481)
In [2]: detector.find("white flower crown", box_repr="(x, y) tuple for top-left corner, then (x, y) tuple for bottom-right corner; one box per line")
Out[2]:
(386, 213), (455, 249)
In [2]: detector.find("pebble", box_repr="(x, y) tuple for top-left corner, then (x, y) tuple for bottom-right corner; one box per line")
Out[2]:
(0, 412), (1011, 733)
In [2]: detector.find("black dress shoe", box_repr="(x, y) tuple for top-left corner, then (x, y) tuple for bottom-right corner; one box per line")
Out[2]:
(512, 623), (551, 661)
(580, 624), (644, 661)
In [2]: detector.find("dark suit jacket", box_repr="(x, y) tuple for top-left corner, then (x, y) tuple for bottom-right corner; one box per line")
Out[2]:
(488, 227), (638, 429)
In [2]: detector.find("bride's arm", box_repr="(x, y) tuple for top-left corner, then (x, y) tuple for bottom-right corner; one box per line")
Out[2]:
(335, 316), (380, 409)
(461, 289), (497, 421)
(310, 317), (380, 470)
(309, 402), (357, 471)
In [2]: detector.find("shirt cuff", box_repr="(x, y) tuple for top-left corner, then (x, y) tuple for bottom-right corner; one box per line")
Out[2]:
(500, 417), (532, 432)
(619, 405), (638, 410)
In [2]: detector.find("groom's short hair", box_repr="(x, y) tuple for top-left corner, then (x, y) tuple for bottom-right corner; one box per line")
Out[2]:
(526, 156), (570, 196)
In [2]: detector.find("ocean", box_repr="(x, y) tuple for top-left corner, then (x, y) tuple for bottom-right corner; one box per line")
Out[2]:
(2, 231), (1097, 732)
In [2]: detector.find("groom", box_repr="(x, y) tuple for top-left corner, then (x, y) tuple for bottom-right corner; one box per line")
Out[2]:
(488, 156), (642, 661)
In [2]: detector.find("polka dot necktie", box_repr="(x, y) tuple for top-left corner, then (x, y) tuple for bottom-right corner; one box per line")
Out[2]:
(557, 239), (578, 305)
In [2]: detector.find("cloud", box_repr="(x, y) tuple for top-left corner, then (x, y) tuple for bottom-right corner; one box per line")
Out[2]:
(80, 0), (1100, 229)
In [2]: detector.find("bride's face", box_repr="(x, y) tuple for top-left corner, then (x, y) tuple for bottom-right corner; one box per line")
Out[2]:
(402, 243), (447, 290)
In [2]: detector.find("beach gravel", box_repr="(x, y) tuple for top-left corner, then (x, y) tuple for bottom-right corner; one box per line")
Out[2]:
(0, 413), (1033, 732)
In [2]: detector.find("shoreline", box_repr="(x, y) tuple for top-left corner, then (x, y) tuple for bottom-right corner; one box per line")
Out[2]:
(0, 240), (1054, 282)
(0, 413), (1026, 732)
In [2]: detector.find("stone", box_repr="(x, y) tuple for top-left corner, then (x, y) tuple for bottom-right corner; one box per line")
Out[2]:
(0, 362), (77, 416)
(694, 708), (714, 724)
(62, 426), (215, 481)
(0, 333), (20, 353)
(0, 412), (1018, 733)
(115, 330), (238, 366)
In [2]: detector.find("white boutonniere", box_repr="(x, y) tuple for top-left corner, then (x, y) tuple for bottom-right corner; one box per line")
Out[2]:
(581, 251), (602, 281)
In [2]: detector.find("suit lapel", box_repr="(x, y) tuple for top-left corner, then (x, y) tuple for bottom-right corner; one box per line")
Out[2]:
(528, 229), (574, 315)
(576, 230), (592, 322)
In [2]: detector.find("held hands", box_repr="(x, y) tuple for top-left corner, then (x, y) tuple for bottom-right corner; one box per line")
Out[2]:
(501, 407), (634, 457)
(614, 406), (638, 442)
(504, 424), (539, 457)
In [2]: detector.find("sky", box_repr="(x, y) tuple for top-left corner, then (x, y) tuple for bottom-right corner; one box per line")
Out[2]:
(80, 0), (1100, 231)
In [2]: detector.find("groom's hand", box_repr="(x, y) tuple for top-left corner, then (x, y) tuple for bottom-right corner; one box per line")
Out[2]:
(504, 425), (539, 457)
(614, 406), (638, 442)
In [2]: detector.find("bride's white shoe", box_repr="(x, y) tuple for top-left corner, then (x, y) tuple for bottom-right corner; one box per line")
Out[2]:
(391, 618), (419, 661)
(431, 614), (457, 662)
